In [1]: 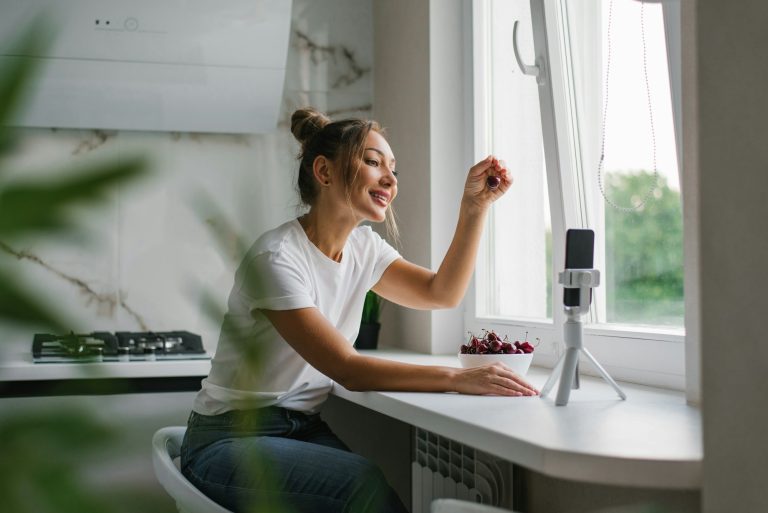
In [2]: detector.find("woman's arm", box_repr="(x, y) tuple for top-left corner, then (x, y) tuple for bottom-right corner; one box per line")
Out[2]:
(373, 156), (511, 309)
(260, 306), (537, 396)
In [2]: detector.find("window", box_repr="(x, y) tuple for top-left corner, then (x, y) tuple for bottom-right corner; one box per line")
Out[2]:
(470, 0), (685, 389)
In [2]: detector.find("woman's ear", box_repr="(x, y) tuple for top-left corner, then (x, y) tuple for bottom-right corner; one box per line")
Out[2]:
(312, 155), (332, 186)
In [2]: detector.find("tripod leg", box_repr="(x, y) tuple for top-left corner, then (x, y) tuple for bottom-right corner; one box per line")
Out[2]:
(540, 352), (566, 399)
(573, 362), (580, 389)
(555, 347), (580, 406)
(581, 348), (627, 400)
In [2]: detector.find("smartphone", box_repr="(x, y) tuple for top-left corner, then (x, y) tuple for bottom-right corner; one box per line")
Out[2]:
(563, 229), (595, 307)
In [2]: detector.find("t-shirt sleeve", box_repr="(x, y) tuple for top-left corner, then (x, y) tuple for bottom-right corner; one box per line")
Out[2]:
(368, 229), (402, 289)
(235, 251), (315, 311)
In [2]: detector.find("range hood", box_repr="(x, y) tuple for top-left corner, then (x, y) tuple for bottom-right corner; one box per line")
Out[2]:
(0, 0), (293, 134)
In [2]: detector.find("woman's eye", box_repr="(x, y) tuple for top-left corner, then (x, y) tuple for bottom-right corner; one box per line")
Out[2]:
(365, 159), (379, 167)
(392, 170), (399, 177)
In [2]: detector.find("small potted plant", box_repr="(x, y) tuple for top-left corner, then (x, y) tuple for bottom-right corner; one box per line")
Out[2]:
(354, 290), (382, 350)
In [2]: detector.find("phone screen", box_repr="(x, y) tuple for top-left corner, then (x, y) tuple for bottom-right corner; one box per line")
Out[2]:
(563, 229), (595, 307)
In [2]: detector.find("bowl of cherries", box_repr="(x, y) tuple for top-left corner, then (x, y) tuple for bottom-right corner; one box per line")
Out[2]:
(458, 330), (536, 376)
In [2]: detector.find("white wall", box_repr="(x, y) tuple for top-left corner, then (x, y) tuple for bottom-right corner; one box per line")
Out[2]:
(693, 1), (768, 512)
(373, 0), (432, 353)
(374, 0), (471, 355)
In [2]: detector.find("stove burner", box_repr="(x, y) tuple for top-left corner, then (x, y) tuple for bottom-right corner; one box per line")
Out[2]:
(32, 331), (208, 363)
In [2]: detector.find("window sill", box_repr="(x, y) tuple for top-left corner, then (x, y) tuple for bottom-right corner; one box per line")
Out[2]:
(466, 316), (687, 390)
(332, 349), (702, 490)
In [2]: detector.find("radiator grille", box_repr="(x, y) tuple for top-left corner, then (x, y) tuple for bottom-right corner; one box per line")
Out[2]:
(412, 428), (512, 513)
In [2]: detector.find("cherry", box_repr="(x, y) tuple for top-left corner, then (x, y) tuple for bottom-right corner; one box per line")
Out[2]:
(461, 329), (536, 355)
(486, 176), (501, 189)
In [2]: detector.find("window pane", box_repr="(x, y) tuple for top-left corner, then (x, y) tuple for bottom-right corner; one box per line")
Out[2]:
(479, 0), (552, 321)
(564, 0), (684, 327)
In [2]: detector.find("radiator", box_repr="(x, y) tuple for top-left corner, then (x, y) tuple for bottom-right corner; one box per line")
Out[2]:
(412, 428), (513, 513)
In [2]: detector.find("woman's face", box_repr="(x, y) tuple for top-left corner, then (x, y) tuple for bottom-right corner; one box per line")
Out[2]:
(348, 131), (397, 223)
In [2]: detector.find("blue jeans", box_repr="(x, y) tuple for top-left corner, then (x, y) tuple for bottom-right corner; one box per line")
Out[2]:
(180, 407), (409, 513)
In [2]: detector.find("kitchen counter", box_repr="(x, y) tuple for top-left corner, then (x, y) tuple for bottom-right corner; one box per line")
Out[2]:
(0, 349), (212, 396)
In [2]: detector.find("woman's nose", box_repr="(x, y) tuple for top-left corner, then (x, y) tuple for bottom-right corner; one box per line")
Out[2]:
(382, 168), (397, 185)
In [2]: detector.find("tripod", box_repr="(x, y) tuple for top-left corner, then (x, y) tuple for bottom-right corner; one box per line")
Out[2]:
(540, 269), (626, 406)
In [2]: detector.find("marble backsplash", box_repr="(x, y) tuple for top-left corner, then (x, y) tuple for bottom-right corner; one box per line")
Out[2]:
(0, 0), (373, 352)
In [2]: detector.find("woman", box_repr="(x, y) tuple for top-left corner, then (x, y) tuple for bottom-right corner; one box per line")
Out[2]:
(181, 108), (538, 513)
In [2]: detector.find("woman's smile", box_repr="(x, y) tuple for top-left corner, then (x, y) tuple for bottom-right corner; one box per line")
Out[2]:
(369, 189), (391, 207)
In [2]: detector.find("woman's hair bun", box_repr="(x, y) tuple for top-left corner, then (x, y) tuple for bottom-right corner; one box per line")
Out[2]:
(291, 107), (331, 146)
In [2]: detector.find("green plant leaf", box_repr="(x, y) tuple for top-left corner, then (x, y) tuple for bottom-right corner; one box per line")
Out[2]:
(189, 190), (249, 265)
(0, 268), (69, 332)
(361, 290), (381, 323)
(0, 156), (148, 238)
(0, 409), (115, 513)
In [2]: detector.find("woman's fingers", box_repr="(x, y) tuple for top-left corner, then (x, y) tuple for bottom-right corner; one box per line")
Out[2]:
(499, 366), (538, 394)
(459, 363), (538, 396)
(469, 155), (496, 176)
(494, 375), (538, 396)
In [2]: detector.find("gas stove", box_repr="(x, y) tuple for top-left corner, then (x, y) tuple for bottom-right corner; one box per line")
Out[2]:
(32, 331), (209, 363)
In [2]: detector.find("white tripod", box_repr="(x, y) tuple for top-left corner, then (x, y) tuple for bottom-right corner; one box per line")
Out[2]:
(540, 269), (627, 406)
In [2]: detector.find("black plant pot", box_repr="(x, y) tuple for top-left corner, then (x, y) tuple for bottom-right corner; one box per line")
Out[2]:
(354, 322), (381, 350)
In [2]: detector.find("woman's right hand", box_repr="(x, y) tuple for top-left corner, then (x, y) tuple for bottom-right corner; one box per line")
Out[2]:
(454, 363), (539, 397)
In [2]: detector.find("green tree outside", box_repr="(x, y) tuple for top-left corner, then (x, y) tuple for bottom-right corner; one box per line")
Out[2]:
(604, 170), (684, 326)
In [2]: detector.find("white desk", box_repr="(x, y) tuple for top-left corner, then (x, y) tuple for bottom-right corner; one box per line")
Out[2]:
(332, 350), (702, 490)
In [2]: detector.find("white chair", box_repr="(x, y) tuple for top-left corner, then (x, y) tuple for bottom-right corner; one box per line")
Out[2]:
(152, 426), (233, 513)
(431, 498), (518, 513)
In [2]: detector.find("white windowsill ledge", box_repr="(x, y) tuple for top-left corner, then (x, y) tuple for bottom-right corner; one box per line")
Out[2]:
(332, 349), (701, 490)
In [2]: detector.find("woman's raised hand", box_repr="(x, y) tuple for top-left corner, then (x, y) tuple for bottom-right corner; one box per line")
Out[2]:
(463, 155), (512, 208)
(454, 362), (539, 397)
(463, 155), (512, 211)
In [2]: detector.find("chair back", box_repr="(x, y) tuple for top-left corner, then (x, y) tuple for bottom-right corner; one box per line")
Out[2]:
(152, 426), (233, 513)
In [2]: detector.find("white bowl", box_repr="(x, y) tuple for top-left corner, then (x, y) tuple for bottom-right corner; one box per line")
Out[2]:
(457, 352), (533, 376)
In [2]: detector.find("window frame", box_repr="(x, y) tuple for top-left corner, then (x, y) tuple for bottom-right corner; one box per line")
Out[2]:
(468, 0), (686, 390)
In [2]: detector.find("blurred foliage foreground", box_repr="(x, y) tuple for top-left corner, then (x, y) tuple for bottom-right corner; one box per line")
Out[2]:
(0, 24), (153, 513)
(0, 22), (285, 513)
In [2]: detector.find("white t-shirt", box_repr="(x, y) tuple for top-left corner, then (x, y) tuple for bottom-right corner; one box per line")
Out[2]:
(193, 218), (401, 415)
